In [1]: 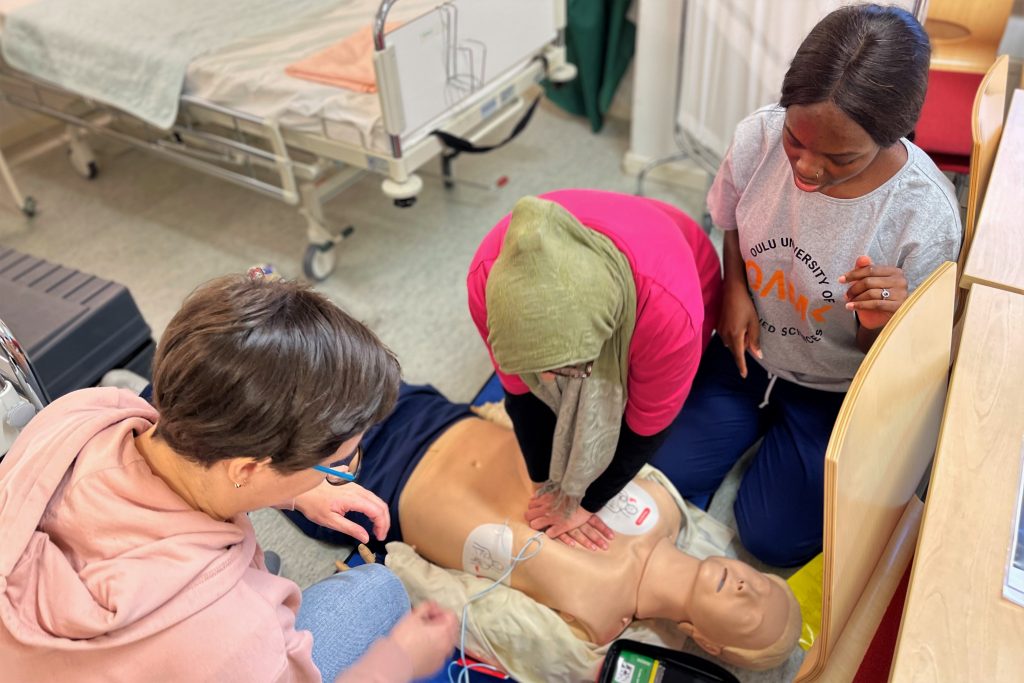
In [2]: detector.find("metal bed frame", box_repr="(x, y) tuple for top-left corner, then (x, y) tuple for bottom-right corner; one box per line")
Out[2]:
(0, 315), (47, 457)
(0, 0), (575, 280)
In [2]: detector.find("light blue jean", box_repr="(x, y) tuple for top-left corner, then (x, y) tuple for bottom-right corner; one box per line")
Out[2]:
(296, 563), (410, 681)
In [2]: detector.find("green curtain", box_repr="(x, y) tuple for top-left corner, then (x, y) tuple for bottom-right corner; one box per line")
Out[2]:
(545, 0), (636, 133)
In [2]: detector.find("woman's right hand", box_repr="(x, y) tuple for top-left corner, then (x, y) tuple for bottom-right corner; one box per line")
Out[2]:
(719, 283), (761, 379)
(389, 602), (459, 678)
(719, 230), (762, 378)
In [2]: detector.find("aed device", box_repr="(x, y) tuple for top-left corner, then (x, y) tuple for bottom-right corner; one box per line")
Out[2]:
(598, 640), (740, 683)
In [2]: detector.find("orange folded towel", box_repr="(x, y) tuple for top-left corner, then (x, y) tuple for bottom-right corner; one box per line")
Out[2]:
(285, 23), (401, 93)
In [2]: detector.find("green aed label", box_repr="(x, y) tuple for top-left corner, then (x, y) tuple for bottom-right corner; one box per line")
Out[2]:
(613, 650), (659, 683)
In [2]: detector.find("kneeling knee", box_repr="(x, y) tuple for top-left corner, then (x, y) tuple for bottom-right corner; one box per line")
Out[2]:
(314, 563), (410, 631)
(349, 563), (410, 623)
(736, 517), (818, 568)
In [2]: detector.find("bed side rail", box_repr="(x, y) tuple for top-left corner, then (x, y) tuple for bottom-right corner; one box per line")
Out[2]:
(372, 0), (572, 161)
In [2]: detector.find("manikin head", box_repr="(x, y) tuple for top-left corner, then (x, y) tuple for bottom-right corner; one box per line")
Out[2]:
(677, 556), (802, 671)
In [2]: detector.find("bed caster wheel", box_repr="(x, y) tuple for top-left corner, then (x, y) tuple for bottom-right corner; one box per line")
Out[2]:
(21, 197), (37, 218)
(303, 242), (337, 282)
(68, 150), (98, 180)
(68, 135), (98, 179)
(548, 63), (577, 84)
(382, 175), (423, 209)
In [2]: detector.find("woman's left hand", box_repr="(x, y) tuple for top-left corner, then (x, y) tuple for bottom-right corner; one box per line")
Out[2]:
(289, 481), (390, 544)
(839, 255), (908, 330)
(525, 493), (614, 550)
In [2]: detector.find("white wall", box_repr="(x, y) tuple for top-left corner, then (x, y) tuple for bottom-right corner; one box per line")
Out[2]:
(626, 0), (920, 188)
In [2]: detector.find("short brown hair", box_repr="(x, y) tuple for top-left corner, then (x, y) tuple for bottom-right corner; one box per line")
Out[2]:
(152, 275), (400, 472)
(780, 4), (931, 147)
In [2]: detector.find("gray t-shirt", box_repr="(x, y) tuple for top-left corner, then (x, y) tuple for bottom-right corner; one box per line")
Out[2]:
(708, 105), (962, 392)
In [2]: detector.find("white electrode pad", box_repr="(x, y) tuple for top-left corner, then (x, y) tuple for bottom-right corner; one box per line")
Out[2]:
(596, 481), (659, 535)
(463, 523), (514, 584)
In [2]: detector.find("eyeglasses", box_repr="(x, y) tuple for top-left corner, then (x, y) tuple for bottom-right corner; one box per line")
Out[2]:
(546, 362), (594, 379)
(312, 445), (363, 486)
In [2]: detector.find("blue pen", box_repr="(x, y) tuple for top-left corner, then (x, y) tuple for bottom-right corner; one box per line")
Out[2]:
(312, 464), (356, 482)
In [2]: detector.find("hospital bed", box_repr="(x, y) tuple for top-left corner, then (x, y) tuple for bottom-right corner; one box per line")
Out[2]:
(0, 0), (574, 280)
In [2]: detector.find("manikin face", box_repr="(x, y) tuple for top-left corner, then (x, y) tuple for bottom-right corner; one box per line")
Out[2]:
(782, 101), (881, 194)
(686, 556), (793, 652)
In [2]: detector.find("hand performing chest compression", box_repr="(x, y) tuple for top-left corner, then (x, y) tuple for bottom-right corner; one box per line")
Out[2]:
(524, 488), (615, 551)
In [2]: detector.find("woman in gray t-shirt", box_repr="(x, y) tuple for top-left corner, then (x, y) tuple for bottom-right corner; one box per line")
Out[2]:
(651, 4), (961, 567)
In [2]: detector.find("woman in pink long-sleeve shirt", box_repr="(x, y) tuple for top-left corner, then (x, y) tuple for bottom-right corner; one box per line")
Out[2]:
(0, 274), (457, 682)
(467, 189), (722, 550)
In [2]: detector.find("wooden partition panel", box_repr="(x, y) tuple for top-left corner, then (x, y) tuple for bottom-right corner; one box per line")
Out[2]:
(797, 262), (957, 681)
(891, 284), (1024, 681)
(962, 89), (1024, 295)
(960, 55), (1010, 280)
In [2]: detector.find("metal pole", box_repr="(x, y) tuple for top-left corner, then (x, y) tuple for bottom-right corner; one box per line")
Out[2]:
(374, 0), (404, 159)
(0, 317), (50, 409)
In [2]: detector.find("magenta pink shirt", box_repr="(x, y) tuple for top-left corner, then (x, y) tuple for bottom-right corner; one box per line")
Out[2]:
(467, 189), (722, 436)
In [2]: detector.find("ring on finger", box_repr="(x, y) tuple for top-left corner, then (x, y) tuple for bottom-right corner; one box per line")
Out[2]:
(881, 288), (891, 299)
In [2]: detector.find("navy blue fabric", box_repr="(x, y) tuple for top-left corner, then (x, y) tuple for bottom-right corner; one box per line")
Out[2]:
(472, 372), (505, 407)
(281, 383), (472, 552)
(649, 335), (845, 567)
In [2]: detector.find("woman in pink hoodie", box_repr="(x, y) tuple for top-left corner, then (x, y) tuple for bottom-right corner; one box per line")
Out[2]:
(0, 273), (458, 682)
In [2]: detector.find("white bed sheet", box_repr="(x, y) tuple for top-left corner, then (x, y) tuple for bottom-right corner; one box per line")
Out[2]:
(1, 0), (546, 156)
(185, 0), (445, 155)
(1, 0), (446, 154)
(0, 0), (34, 29)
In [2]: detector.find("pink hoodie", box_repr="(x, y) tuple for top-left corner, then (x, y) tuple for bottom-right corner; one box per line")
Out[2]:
(0, 388), (411, 682)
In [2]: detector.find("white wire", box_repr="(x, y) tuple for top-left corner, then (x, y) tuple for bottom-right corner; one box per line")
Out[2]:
(448, 530), (546, 683)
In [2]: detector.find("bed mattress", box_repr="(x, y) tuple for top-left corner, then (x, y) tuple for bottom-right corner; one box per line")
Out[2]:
(1, 0), (448, 154)
(188, 0), (448, 154)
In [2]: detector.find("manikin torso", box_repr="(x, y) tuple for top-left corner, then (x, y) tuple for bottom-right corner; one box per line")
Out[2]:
(398, 417), (682, 644)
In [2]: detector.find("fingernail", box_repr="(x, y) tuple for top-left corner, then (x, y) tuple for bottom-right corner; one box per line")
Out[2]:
(756, 350), (763, 359)
(845, 302), (854, 310)
(838, 276), (846, 283)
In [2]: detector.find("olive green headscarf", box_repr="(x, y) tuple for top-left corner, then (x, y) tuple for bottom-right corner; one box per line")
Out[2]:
(486, 196), (637, 516)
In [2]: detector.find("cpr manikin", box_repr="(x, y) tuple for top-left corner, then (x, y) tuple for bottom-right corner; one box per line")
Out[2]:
(398, 417), (802, 671)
